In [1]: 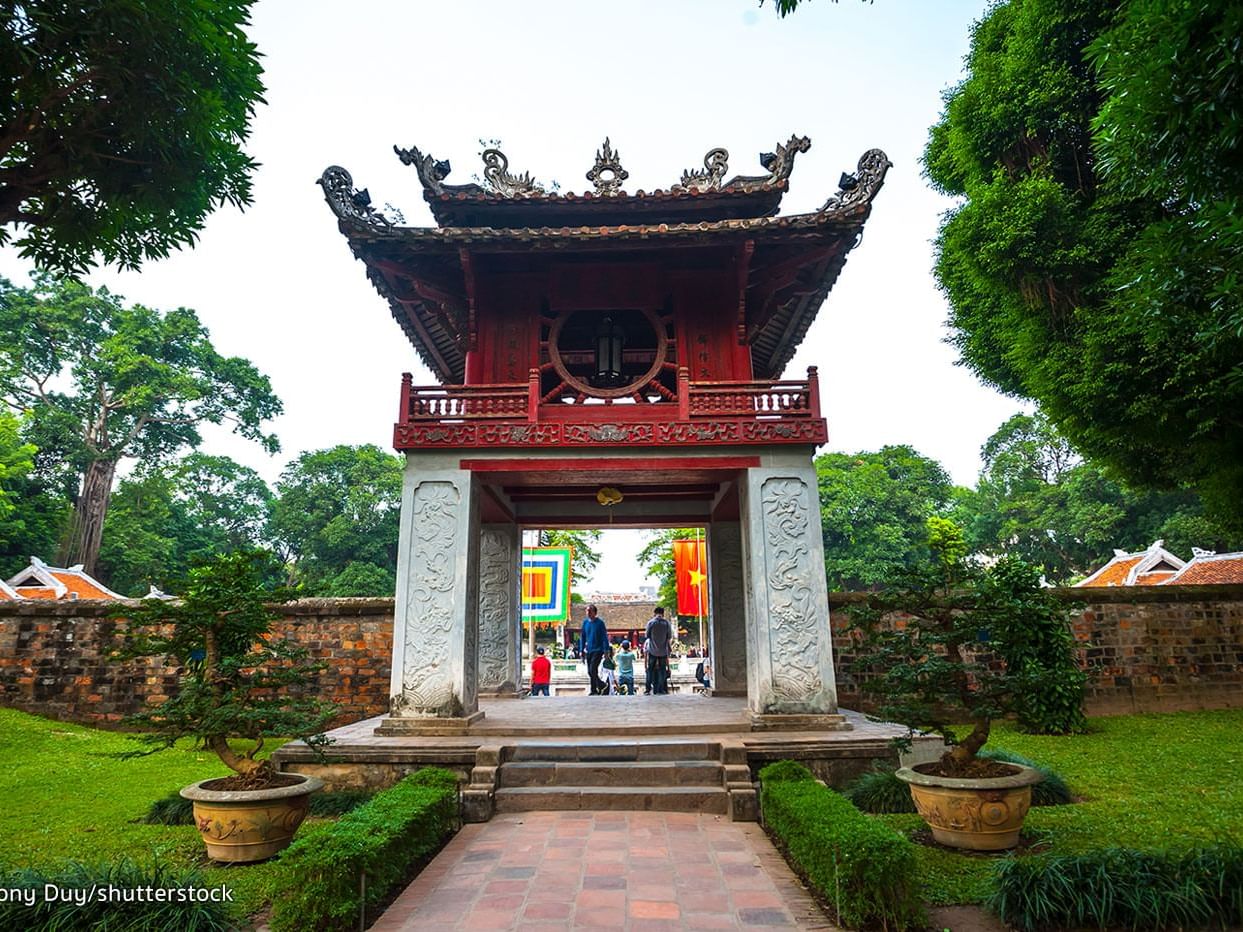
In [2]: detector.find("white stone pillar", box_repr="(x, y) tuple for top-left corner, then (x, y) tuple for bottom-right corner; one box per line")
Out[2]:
(381, 467), (482, 730)
(738, 466), (841, 722)
(709, 520), (747, 696)
(477, 522), (521, 696)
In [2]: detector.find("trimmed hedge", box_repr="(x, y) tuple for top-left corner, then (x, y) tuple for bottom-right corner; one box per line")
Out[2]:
(990, 845), (1243, 932)
(759, 760), (924, 930)
(0, 858), (234, 931)
(269, 767), (459, 932)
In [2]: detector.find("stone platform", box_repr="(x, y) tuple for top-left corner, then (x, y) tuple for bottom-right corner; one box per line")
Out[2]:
(274, 696), (941, 822)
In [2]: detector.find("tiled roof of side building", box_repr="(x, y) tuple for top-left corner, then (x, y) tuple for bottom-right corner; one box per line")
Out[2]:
(1162, 551), (1243, 585)
(5, 557), (122, 601)
(1075, 540), (1186, 587)
(0, 579), (19, 600)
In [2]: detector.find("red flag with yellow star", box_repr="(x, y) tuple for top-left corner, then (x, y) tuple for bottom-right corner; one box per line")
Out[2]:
(673, 538), (708, 617)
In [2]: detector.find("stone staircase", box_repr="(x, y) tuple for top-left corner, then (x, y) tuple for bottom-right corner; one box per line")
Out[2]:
(463, 740), (757, 823)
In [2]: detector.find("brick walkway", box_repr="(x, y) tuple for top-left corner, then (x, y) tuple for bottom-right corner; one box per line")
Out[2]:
(371, 811), (837, 931)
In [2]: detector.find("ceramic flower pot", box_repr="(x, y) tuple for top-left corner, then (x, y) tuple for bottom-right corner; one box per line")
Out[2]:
(895, 762), (1042, 850)
(180, 773), (323, 862)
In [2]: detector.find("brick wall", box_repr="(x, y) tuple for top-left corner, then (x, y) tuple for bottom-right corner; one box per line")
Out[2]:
(830, 585), (1243, 716)
(2, 586), (1241, 727)
(0, 598), (393, 728)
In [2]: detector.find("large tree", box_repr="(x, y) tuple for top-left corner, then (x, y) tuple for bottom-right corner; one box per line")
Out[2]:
(0, 276), (281, 574)
(268, 445), (403, 597)
(0, 0), (264, 274)
(925, 0), (1243, 532)
(96, 453), (274, 596)
(958, 412), (1240, 582)
(816, 446), (959, 590)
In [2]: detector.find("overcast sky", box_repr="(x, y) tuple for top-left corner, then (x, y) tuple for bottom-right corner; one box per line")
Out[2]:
(2, 0), (1020, 589)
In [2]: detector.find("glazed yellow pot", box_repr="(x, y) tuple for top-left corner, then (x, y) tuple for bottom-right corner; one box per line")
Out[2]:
(180, 773), (323, 862)
(895, 763), (1042, 851)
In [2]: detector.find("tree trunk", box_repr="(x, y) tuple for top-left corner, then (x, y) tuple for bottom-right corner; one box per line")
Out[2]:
(206, 735), (266, 775)
(60, 458), (117, 575)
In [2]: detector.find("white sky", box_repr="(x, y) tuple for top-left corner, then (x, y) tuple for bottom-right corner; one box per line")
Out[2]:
(1, 0), (1023, 590)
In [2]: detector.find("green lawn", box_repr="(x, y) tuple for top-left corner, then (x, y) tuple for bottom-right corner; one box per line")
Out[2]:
(879, 709), (1243, 904)
(2, 707), (1241, 918)
(0, 708), (295, 923)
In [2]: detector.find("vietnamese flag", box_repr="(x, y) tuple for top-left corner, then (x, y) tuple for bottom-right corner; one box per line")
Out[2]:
(673, 538), (708, 617)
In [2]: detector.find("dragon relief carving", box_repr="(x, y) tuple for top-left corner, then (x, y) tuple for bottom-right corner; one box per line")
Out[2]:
(481, 149), (544, 197)
(760, 477), (824, 703)
(401, 481), (461, 713)
(393, 144), (453, 195)
(477, 528), (515, 688)
(819, 148), (893, 213)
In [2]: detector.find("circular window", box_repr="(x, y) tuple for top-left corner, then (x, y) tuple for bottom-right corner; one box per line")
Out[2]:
(547, 307), (669, 400)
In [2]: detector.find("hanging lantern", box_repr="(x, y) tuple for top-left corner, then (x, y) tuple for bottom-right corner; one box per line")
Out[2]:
(594, 315), (625, 386)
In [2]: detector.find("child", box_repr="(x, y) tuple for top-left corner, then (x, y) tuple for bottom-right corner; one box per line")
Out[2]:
(600, 645), (619, 695)
(615, 640), (636, 696)
(530, 646), (551, 697)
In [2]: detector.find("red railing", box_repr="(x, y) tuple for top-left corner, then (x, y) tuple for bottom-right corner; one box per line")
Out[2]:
(397, 367), (821, 425)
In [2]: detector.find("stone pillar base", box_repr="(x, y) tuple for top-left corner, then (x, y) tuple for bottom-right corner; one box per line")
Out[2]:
(375, 710), (485, 736)
(749, 712), (851, 732)
(477, 686), (522, 699)
(707, 688), (746, 698)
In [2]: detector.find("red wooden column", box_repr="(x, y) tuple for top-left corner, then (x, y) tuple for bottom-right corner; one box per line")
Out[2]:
(398, 372), (413, 423)
(807, 366), (821, 420)
(678, 366), (691, 421)
(527, 368), (540, 423)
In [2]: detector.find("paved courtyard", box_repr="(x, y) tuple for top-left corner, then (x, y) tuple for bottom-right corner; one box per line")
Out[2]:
(370, 811), (837, 931)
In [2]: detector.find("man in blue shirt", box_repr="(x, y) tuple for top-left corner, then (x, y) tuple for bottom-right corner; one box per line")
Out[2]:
(581, 604), (609, 696)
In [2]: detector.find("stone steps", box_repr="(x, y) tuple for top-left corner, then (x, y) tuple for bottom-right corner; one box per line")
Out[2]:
(493, 784), (731, 814)
(498, 760), (724, 788)
(506, 742), (717, 763)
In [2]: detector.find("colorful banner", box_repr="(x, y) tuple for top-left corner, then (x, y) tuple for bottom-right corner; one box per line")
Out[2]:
(673, 538), (708, 617)
(521, 546), (572, 624)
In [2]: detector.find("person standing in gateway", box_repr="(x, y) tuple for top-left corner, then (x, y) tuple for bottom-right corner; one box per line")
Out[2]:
(581, 604), (609, 696)
(645, 606), (674, 695)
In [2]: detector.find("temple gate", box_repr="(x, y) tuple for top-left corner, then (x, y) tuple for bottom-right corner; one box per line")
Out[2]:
(319, 135), (889, 732)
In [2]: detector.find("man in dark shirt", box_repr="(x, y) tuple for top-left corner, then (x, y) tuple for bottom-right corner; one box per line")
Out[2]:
(581, 604), (609, 696)
(645, 606), (674, 695)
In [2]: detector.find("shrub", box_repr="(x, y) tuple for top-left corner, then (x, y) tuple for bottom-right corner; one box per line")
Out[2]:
(843, 767), (918, 814)
(0, 858), (234, 931)
(760, 761), (924, 930)
(989, 845), (1243, 932)
(269, 768), (459, 932)
(141, 787), (375, 825)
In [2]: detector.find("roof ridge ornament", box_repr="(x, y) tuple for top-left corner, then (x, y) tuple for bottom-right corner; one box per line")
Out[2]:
(759, 134), (811, 185)
(675, 148), (730, 192)
(318, 166), (393, 229)
(586, 138), (628, 196)
(819, 149), (893, 213)
(393, 144), (452, 195)
(481, 148), (544, 197)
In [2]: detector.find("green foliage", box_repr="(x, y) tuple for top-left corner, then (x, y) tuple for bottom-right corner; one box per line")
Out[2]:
(0, 409), (34, 524)
(760, 764), (924, 930)
(757, 760), (816, 783)
(843, 767), (918, 814)
(268, 445), (401, 595)
(989, 845), (1243, 932)
(270, 770), (459, 932)
(142, 788), (373, 825)
(0, 275), (281, 572)
(112, 551), (336, 777)
(958, 412), (1240, 583)
(0, 0), (264, 274)
(539, 528), (603, 592)
(817, 447), (959, 589)
(0, 858), (235, 931)
(926, 0), (1243, 533)
(97, 454), (275, 596)
(850, 519), (1083, 762)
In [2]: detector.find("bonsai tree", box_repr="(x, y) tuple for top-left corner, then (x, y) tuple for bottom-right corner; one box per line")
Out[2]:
(113, 550), (336, 788)
(849, 517), (1085, 776)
